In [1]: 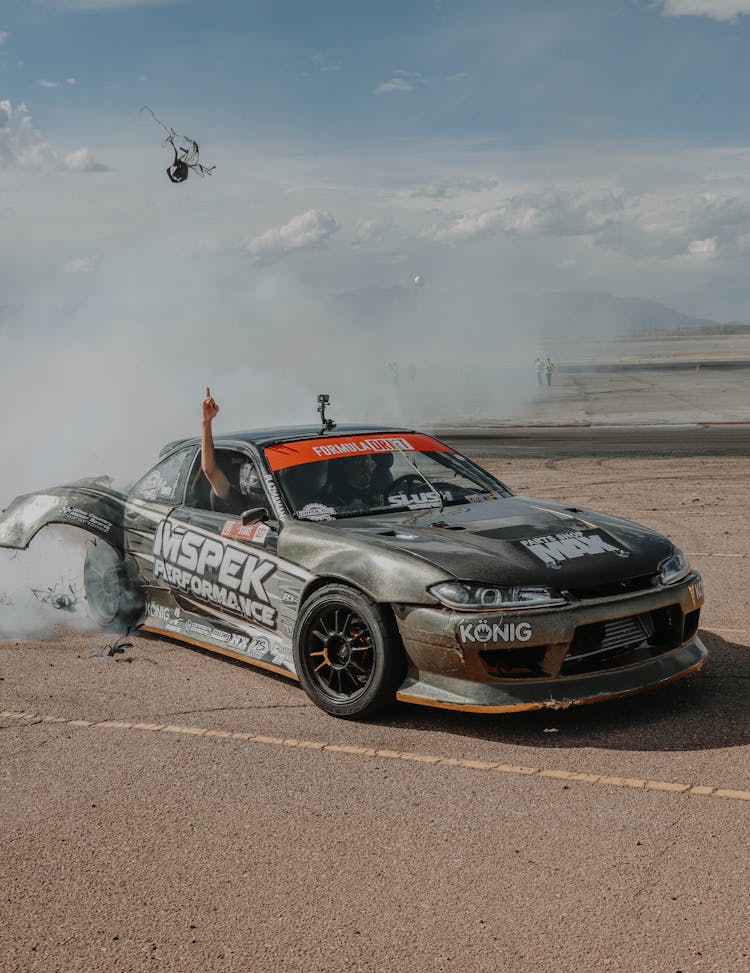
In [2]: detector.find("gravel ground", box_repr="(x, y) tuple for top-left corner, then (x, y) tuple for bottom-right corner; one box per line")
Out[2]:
(1, 455), (748, 973)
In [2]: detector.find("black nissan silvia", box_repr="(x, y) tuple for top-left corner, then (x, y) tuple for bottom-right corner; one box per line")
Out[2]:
(0, 421), (705, 718)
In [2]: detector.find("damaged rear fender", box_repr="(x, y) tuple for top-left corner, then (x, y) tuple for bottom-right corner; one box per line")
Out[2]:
(0, 479), (127, 551)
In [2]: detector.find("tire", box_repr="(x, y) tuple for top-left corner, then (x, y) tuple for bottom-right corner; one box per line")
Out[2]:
(293, 584), (406, 719)
(83, 541), (141, 630)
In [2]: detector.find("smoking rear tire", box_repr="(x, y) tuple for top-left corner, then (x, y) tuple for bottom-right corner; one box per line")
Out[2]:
(83, 541), (141, 630)
(294, 584), (406, 719)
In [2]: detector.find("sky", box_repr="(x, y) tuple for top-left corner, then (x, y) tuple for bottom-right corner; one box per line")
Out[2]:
(3, 0), (750, 494)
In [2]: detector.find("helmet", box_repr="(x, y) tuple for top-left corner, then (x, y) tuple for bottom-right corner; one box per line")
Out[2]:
(239, 462), (260, 496)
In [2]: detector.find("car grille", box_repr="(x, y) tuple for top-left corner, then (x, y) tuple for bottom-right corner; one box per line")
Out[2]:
(477, 605), (695, 680)
(566, 615), (648, 663)
(561, 606), (685, 676)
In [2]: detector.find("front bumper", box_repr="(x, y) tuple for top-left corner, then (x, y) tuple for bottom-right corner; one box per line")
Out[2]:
(393, 572), (706, 713)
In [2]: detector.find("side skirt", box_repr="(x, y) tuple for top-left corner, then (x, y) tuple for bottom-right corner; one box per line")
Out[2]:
(140, 624), (299, 681)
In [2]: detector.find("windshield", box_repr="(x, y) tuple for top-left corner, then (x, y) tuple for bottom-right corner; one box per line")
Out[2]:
(265, 433), (511, 520)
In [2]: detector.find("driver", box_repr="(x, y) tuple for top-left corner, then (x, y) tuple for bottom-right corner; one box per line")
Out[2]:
(201, 387), (256, 514)
(324, 454), (382, 512)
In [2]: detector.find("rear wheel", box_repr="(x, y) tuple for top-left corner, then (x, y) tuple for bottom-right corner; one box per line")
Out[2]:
(294, 584), (406, 719)
(83, 541), (141, 630)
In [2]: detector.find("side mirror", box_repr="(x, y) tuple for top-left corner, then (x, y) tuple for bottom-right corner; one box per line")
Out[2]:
(241, 507), (270, 526)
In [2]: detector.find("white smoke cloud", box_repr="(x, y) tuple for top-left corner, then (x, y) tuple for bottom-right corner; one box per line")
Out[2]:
(246, 209), (340, 264)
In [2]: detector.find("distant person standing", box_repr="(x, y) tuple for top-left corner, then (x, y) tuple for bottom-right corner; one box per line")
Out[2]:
(534, 357), (543, 385)
(544, 357), (554, 386)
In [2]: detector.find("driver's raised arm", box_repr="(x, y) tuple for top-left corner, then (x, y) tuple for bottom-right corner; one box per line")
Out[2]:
(201, 387), (230, 499)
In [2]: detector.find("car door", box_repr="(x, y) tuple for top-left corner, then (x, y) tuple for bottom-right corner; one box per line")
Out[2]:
(152, 448), (312, 674)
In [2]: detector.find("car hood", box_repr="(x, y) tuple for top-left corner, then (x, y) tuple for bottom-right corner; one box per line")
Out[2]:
(337, 495), (673, 590)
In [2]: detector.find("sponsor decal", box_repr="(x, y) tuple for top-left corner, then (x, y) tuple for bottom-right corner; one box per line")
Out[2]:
(146, 600), (172, 622)
(221, 520), (270, 544)
(264, 433), (453, 471)
(520, 530), (629, 569)
(388, 490), (447, 510)
(297, 502), (336, 521)
(152, 520), (277, 627)
(59, 506), (113, 534)
(458, 620), (533, 644)
(280, 620), (294, 639)
(249, 635), (270, 655)
(264, 473), (286, 517)
(139, 471), (174, 502)
(689, 579), (703, 605)
(281, 590), (298, 605)
(311, 436), (413, 458)
(184, 618), (249, 650)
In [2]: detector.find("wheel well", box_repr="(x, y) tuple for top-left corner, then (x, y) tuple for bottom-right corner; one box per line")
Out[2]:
(297, 575), (406, 656)
(299, 574), (371, 606)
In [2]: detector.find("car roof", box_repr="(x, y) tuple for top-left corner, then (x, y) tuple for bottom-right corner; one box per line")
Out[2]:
(159, 424), (419, 458)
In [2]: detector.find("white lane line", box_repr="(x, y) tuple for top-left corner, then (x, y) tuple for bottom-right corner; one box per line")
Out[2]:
(2, 710), (749, 805)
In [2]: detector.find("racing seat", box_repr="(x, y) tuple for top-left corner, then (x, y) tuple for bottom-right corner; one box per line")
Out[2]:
(371, 453), (395, 497)
(280, 461), (330, 510)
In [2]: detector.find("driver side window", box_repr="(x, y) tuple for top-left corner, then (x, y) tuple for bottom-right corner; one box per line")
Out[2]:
(184, 449), (268, 515)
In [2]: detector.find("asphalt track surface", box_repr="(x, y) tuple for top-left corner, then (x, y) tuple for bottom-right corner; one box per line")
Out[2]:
(2, 443), (750, 973)
(438, 422), (750, 459)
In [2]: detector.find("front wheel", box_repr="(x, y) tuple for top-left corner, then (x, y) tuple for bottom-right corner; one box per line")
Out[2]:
(293, 584), (406, 719)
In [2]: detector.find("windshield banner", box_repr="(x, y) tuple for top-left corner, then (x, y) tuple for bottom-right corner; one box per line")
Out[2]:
(265, 433), (453, 471)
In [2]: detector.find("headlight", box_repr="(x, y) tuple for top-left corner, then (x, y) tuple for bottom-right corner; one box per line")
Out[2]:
(659, 547), (690, 585)
(428, 581), (567, 611)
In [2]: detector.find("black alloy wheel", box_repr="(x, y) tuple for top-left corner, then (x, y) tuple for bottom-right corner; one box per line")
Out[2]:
(294, 584), (406, 718)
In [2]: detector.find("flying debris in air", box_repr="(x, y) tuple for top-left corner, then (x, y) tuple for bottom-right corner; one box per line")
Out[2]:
(31, 579), (79, 612)
(141, 106), (216, 184)
(413, 274), (425, 287)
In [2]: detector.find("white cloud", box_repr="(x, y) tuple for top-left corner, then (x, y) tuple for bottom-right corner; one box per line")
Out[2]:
(432, 207), (504, 243)
(63, 256), (97, 273)
(411, 176), (498, 199)
(0, 99), (106, 171)
(246, 209), (340, 264)
(374, 70), (426, 94)
(659, 0), (750, 21)
(432, 188), (622, 243)
(688, 236), (719, 256)
(428, 183), (750, 260)
(0, 32), (8, 45)
(39, 77), (78, 88)
(311, 52), (342, 73)
(63, 147), (108, 172)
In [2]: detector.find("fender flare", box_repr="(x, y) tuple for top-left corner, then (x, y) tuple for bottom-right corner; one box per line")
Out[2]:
(0, 480), (128, 552)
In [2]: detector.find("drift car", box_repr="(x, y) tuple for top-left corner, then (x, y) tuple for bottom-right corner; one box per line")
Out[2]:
(0, 422), (706, 718)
